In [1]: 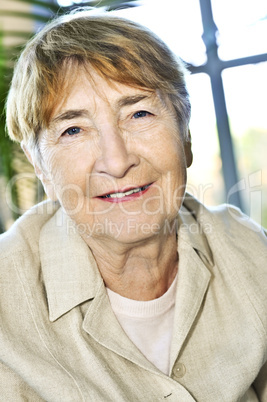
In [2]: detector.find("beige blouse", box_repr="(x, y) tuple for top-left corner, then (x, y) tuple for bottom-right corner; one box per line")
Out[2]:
(0, 194), (266, 401)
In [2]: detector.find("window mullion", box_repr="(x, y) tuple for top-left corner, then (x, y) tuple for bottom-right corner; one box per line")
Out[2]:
(197, 0), (243, 208)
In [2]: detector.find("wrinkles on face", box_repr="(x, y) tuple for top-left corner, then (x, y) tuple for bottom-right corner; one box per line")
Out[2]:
(33, 68), (190, 245)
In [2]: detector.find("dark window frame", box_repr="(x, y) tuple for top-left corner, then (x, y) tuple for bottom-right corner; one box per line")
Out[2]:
(187, 0), (267, 208)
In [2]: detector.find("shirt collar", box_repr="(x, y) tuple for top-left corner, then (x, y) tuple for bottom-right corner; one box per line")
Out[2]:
(39, 208), (104, 322)
(39, 194), (213, 322)
(178, 193), (214, 268)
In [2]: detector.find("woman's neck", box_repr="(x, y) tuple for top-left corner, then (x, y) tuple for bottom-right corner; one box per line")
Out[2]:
(85, 231), (178, 301)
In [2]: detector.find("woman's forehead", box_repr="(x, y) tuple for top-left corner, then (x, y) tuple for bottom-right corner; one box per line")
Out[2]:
(49, 64), (160, 120)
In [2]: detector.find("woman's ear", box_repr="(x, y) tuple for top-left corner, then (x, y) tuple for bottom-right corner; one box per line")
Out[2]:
(185, 129), (193, 168)
(21, 141), (57, 201)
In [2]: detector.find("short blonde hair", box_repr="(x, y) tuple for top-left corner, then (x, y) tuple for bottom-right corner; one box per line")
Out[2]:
(6, 9), (191, 146)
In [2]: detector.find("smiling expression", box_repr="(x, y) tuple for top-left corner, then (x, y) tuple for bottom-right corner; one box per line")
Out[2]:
(35, 66), (192, 243)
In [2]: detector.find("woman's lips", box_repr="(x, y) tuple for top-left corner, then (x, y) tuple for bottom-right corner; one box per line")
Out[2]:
(96, 183), (153, 203)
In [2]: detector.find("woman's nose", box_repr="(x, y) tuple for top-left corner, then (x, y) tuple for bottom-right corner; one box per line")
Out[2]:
(94, 126), (140, 178)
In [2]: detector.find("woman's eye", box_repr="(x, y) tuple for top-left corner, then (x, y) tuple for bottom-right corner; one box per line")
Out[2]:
(63, 127), (81, 136)
(132, 110), (152, 119)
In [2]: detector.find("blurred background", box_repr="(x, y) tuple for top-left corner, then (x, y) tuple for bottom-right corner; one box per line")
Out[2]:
(0, 0), (266, 232)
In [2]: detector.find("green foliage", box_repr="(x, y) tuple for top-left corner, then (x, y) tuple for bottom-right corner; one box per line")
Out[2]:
(233, 128), (267, 228)
(0, 1), (56, 225)
(0, 31), (19, 220)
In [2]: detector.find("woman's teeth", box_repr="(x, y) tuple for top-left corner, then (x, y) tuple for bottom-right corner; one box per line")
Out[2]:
(103, 184), (150, 199)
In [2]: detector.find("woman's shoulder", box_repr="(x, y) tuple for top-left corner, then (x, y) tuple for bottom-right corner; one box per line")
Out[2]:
(0, 200), (60, 265)
(183, 192), (267, 284)
(184, 194), (267, 278)
(183, 192), (267, 243)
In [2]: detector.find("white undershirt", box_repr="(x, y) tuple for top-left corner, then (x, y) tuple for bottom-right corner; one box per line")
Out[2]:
(107, 275), (177, 375)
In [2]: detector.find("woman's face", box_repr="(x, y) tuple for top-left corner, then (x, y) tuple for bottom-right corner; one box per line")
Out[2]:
(36, 68), (192, 244)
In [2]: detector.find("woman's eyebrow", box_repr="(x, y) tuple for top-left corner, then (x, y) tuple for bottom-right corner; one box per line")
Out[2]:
(117, 94), (152, 109)
(50, 109), (89, 126)
(49, 94), (155, 128)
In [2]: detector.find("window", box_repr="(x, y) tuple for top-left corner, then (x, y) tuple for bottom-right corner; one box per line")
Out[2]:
(112, 0), (267, 226)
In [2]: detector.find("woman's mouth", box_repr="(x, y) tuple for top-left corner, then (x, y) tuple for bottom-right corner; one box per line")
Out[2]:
(97, 183), (152, 203)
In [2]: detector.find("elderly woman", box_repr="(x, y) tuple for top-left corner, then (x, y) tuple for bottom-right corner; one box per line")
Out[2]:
(1, 9), (266, 401)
